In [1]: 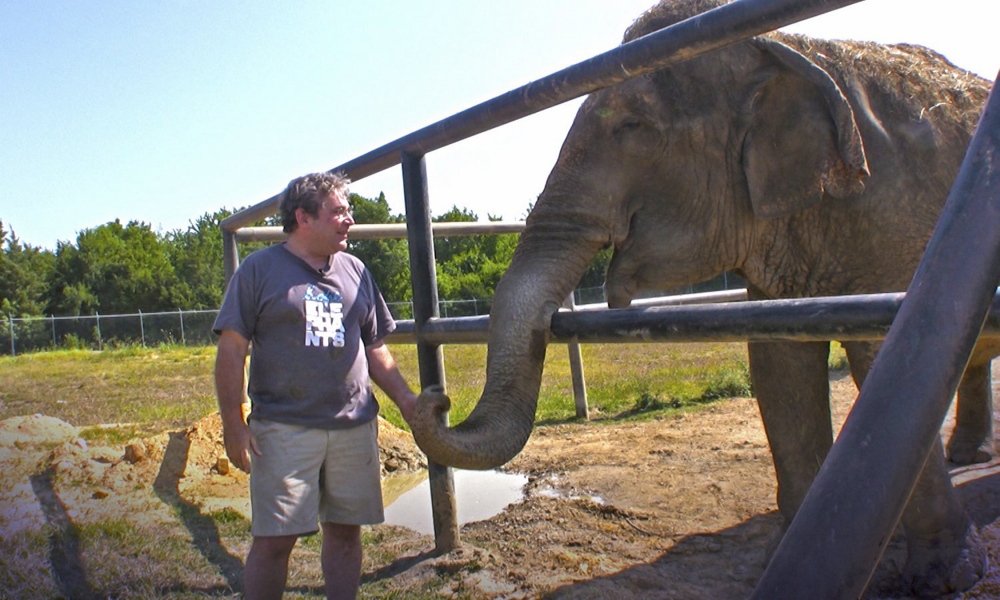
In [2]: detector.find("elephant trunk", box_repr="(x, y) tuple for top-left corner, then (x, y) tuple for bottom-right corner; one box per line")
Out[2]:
(410, 218), (606, 469)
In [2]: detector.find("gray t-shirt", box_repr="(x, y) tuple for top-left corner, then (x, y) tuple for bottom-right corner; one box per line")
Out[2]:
(213, 243), (396, 429)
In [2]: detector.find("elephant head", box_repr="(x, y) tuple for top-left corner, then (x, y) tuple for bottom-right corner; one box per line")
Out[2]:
(409, 0), (870, 469)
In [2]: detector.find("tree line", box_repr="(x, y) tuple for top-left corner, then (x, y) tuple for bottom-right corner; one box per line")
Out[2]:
(1, 192), (612, 319)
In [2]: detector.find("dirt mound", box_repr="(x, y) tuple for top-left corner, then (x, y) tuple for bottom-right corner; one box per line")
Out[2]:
(0, 414), (79, 448)
(0, 412), (427, 539)
(378, 417), (429, 475)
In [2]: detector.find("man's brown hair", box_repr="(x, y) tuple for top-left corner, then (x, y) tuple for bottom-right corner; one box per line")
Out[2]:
(279, 172), (351, 233)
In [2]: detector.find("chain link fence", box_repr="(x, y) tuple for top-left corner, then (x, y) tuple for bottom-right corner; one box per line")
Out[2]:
(1, 301), (499, 356)
(385, 298), (493, 319)
(2, 273), (744, 356)
(2, 310), (220, 356)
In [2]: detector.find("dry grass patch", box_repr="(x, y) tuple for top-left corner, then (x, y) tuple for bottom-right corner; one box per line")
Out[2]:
(0, 346), (217, 440)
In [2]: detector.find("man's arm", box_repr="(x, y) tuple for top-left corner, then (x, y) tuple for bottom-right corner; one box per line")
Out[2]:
(366, 340), (417, 423)
(215, 329), (258, 473)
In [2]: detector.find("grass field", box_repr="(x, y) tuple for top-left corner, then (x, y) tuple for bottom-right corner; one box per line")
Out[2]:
(2, 340), (846, 598)
(0, 341), (761, 444)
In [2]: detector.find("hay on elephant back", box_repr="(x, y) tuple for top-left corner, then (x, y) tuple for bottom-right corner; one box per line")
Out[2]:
(625, 0), (989, 130)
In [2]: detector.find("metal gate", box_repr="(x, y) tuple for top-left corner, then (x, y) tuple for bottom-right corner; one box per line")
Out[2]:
(220, 1), (1000, 596)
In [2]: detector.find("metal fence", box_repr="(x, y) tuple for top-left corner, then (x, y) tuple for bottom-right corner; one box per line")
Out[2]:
(0, 300), (597, 356)
(1, 310), (221, 356)
(0, 273), (747, 356)
(2, 299), (547, 356)
(0, 293), (635, 355)
(216, 0), (990, 585)
(384, 275), (746, 319)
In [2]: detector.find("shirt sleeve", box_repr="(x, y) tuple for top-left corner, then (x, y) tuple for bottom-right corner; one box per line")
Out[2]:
(212, 260), (258, 339)
(361, 268), (396, 346)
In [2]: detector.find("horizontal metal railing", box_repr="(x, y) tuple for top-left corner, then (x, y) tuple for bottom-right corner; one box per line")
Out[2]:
(233, 221), (526, 243)
(389, 291), (1000, 346)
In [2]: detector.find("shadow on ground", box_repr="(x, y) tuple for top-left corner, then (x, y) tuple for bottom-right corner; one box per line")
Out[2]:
(542, 468), (1000, 600)
(153, 430), (244, 595)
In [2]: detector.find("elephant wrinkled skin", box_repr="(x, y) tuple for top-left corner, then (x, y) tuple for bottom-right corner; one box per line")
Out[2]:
(410, 0), (995, 596)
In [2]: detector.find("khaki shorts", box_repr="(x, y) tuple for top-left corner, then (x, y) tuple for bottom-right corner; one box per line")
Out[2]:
(248, 418), (383, 537)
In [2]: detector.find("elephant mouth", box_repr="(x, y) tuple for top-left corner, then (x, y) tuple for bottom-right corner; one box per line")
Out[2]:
(606, 211), (640, 308)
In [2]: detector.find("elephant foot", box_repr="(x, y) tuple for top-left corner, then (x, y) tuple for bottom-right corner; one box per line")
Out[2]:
(903, 523), (987, 598)
(946, 432), (994, 465)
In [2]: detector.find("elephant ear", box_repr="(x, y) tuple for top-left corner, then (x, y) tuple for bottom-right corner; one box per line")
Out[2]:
(742, 38), (870, 219)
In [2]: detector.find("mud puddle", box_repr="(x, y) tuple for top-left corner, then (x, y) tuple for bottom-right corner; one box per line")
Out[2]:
(383, 469), (528, 535)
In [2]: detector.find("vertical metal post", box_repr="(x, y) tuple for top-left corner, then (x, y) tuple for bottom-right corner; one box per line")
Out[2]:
(8, 314), (15, 357)
(752, 78), (1000, 599)
(223, 229), (240, 287)
(401, 150), (459, 554)
(563, 295), (589, 419)
(51, 316), (57, 349)
(95, 312), (102, 350)
(139, 310), (146, 347)
(178, 309), (186, 345)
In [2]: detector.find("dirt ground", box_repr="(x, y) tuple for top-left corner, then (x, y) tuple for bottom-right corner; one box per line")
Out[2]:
(5, 369), (1000, 599)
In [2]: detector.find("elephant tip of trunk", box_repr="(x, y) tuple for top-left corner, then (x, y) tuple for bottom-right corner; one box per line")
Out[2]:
(409, 386), (529, 471)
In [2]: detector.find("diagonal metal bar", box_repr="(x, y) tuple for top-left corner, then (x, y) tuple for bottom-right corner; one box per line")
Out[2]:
(221, 0), (863, 230)
(751, 75), (1000, 599)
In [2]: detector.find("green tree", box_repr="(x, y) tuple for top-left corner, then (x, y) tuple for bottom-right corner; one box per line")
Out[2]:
(45, 220), (183, 315)
(163, 206), (274, 310)
(165, 211), (226, 310)
(343, 197), (521, 315)
(431, 207), (518, 313)
(432, 206), (479, 265)
(0, 221), (55, 316)
(347, 192), (411, 305)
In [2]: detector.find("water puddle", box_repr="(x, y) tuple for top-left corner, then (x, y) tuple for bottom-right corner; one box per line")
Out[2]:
(383, 469), (528, 535)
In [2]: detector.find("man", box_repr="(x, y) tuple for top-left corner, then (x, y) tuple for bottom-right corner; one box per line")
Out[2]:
(213, 172), (418, 600)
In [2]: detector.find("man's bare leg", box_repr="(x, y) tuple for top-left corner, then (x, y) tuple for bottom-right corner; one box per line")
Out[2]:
(244, 534), (297, 600)
(321, 522), (363, 600)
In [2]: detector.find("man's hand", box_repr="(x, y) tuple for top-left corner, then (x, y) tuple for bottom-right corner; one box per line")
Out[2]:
(395, 390), (418, 424)
(367, 340), (419, 426)
(222, 421), (260, 473)
(215, 329), (258, 473)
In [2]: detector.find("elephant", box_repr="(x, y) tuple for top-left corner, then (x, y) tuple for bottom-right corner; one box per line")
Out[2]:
(410, 0), (995, 596)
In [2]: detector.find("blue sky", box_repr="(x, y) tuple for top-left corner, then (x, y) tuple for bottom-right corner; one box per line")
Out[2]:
(2, 0), (995, 250)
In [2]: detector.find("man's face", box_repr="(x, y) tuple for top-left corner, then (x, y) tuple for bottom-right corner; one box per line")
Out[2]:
(301, 193), (354, 254)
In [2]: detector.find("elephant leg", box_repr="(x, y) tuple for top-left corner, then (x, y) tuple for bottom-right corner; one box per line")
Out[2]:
(841, 340), (879, 389)
(846, 341), (995, 465)
(900, 439), (986, 597)
(748, 340), (832, 524)
(845, 342), (986, 594)
(946, 360), (995, 464)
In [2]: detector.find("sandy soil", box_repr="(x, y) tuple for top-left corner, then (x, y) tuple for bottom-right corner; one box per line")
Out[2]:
(4, 369), (1000, 599)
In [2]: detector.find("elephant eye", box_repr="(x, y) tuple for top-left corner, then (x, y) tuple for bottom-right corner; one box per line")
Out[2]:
(613, 118), (643, 138)
(612, 117), (662, 156)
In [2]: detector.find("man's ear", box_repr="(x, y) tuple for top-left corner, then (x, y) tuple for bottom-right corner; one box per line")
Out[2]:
(295, 207), (312, 228)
